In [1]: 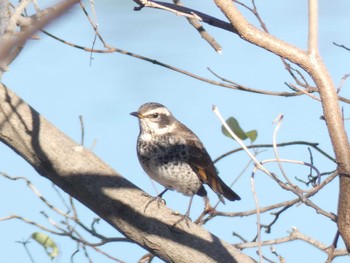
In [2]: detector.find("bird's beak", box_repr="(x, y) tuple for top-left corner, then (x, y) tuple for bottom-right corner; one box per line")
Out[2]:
(130, 111), (143, 118)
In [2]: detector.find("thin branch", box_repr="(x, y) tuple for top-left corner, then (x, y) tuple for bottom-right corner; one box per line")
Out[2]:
(133, 0), (237, 33)
(0, 172), (132, 247)
(0, 215), (63, 235)
(0, 0), (79, 59)
(235, 227), (348, 259)
(79, 115), (85, 146)
(16, 239), (36, 263)
(37, 7), (350, 103)
(24, 1), (348, 104)
(287, 83), (321, 101)
(207, 67), (304, 96)
(0, 173), (70, 217)
(197, 155), (256, 225)
(212, 170), (338, 218)
(6, 0), (31, 33)
(250, 172), (263, 262)
(52, 184), (71, 213)
(261, 205), (292, 234)
(235, 0), (309, 88)
(173, 0), (222, 53)
(337, 73), (350, 94)
(259, 160), (335, 220)
(79, 1), (111, 49)
(134, 0), (203, 21)
(213, 141), (336, 164)
(333, 42), (350, 52)
(272, 114), (295, 186)
(212, 105), (272, 176)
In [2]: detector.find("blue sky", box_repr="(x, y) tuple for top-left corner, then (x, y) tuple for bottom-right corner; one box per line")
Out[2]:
(1, 0), (350, 262)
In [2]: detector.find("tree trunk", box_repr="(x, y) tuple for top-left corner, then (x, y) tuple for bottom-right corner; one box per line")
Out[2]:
(0, 82), (255, 263)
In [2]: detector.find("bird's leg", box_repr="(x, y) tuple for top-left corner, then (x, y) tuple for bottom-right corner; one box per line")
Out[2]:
(193, 195), (216, 224)
(203, 195), (215, 214)
(172, 196), (194, 228)
(144, 188), (168, 212)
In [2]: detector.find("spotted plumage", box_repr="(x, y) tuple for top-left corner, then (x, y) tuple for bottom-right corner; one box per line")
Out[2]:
(131, 102), (240, 220)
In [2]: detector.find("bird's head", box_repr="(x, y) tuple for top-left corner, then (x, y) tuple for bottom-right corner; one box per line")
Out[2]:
(130, 102), (177, 136)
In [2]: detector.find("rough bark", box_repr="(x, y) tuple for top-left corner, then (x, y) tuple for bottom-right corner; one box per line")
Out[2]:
(0, 82), (255, 262)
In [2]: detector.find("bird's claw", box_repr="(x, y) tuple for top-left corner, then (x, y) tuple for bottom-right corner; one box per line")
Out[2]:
(143, 195), (166, 212)
(171, 212), (192, 228)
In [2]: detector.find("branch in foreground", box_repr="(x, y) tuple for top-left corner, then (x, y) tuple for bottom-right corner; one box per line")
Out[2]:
(0, 0), (79, 73)
(0, 83), (255, 263)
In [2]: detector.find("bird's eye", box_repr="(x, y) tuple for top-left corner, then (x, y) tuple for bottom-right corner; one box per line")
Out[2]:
(152, 113), (159, 118)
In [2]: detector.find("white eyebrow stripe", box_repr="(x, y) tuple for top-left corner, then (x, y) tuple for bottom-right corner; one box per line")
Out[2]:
(144, 107), (171, 116)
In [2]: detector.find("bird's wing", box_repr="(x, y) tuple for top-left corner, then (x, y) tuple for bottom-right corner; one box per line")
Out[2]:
(181, 130), (241, 202)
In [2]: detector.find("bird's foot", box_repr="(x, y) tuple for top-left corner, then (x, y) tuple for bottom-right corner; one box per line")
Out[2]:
(143, 194), (166, 212)
(171, 211), (192, 228)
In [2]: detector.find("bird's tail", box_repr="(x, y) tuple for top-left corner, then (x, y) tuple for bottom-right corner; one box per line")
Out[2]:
(216, 176), (241, 203)
(196, 166), (241, 203)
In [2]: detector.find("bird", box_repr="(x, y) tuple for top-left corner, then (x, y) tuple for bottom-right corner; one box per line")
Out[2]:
(131, 102), (240, 225)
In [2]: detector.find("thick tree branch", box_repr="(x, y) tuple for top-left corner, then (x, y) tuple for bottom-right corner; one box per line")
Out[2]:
(0, 82), (255, 263)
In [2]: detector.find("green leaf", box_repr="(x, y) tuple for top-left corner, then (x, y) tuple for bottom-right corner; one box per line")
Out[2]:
(246, 130), (258, 142)
(221, 117), (258, 142)
(221, 117), (247, 140)
(31, 232), (59, 260)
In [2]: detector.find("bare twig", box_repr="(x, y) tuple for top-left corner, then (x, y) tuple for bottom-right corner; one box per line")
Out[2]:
(0, 172), (131, 262)
(213, 141), (336, 164)
(235, 227), (348, 259)
(173, 0), (222, 53)
(16, 239), (36, 263)
(261, 205), (292, 233)
(6, 0), (32, 33)
(79, 115), (85, 146)
(250, 171), (263, 262)
(0, 173), (69, 217)
(196, 156), (256, 225)
(333, 42), (350, 52)
(287, 83), (321, 101)
(210, 170), (337, 219)
(212, 105), (272, 176)
(272, 114), (295, 186)
(337, 73), (350, 94)
(259, 159), (334, 220)
(234, 0), (312, 95)
(0, 0), (79, 70)
(133, 0), (237, 33)
(0, 215), (63, 235)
